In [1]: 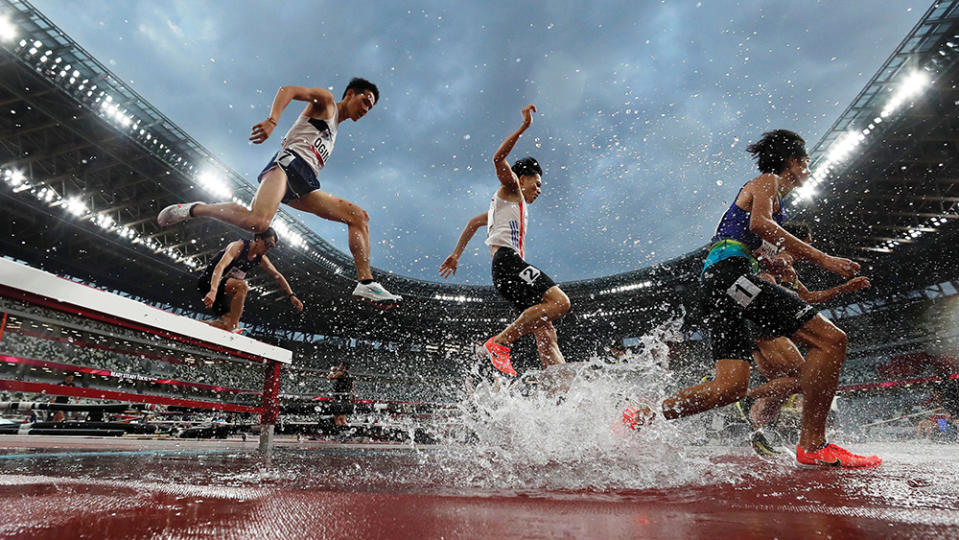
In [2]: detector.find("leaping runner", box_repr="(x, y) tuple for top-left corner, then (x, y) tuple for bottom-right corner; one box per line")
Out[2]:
(158, 78), (402, 308)
(439, 104), (570, 376)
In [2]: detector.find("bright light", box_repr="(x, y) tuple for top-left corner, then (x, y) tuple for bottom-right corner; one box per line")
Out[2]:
(800, 71), (933, 206)
(64, 197), (87, 216)
(793, 184), (816, 202)
(0, 17), (16, 42)
(599, 281), (653, 295)
(433, 293), (482, 303)
(880, 71), (929, 118)
(94, 213), (114, 229)
(197, 169), (231, 198)
(8, 169), (25, 186)
(271, 219), (306, 248)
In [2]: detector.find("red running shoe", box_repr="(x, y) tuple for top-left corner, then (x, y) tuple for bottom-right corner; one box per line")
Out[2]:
(621, 402), (655, 430)
(796, 443), (882, 469)
(484, 337), (516, 376)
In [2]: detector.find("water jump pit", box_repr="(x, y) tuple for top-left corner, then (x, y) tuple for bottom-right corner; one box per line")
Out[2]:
(0, 438), (957, 539)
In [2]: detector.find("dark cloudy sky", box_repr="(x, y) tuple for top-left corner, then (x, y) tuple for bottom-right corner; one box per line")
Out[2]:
(32, 0), (929, 285)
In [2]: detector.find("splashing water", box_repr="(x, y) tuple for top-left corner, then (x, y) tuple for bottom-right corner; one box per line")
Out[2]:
(426, 316), (776, 493)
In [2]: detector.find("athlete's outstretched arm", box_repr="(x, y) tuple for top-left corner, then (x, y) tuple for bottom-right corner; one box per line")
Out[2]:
(250, 86), (336, 144)
(259, 255), (304, 311)
(439, 212), (489, 278)
(748, 174), (859, 278)
(492, 104), (536, 193)
(204, 241), (243, 308)
(797, 276), (871, 304)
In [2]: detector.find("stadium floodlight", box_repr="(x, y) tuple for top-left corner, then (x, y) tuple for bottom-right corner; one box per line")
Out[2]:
(64, 197), (88, 216)
(793, 184), (816, 202)
(7, 169), (25, 186)
(796, 71), (932, 207)
(196, 169), (231, 199)
(94, 213), (115, 229)
(880, 70), (929, 118)
(433, 293), (482, 303)
(0, 17), (16, 42)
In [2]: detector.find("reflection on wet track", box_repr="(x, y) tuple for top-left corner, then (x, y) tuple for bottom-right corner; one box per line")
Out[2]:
(1, 440), (956, 539)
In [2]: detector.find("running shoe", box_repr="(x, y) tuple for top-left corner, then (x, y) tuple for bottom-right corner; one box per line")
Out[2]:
(157, 202), (201, 227)
(750, 430), (783, 456)
(795, 443), (882, 469)
(484, 336), (516, 376)
(351, 281), (403, 305)
(621, 401), (656, 430)
(735, 396), (754, 423)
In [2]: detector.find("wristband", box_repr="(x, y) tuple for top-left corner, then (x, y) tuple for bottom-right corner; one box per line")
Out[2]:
(267, 117), (277, 126)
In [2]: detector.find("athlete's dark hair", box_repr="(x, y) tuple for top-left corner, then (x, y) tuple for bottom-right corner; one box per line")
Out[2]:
(254, 227), (278, 243)
(343, 77), (379, 104)
(512, 157), (542, 178)
(745, 129), (808, 174)
(783, 221), (812, 241)
(340, 361), (350, 371)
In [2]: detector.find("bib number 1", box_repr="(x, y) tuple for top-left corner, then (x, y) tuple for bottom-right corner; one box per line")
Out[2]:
(727, 276), (761, 307)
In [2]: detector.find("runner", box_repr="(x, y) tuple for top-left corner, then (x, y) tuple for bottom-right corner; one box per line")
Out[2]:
(625, 129), (881, 468)
(439, 104), (570, 376)
(158, 78), (402, 307)
(744, 221), (871, 456)
(197, 228), (303, 332)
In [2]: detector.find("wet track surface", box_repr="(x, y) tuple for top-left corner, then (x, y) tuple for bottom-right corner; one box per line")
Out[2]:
(0, 439), (956, 539)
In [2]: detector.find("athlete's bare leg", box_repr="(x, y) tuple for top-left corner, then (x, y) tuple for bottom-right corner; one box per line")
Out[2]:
(787, 315), (847, 451)
(494, 286), (570, 346)
(662, 359), (750, 419)
(191, 167), (287, 232)
(288, 190), (373, 281)
(532, 321), (565, 367)
(205, 278), (248, 331)
(748, 338), (803, 426)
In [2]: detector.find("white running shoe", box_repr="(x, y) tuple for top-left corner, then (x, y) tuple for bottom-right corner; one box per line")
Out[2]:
(157, 202), (201, 227)
(351, 281), (403, 305)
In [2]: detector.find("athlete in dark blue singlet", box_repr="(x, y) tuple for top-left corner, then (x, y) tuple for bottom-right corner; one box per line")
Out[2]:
(198, 227), (303, 331)
(626, 130), (881, 469)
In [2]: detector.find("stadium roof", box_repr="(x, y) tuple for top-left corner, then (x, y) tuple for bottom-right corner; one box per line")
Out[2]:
(2, 0), (959, 345)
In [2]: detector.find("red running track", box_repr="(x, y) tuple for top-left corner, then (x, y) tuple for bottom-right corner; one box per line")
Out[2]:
(0, 437), (956, 539)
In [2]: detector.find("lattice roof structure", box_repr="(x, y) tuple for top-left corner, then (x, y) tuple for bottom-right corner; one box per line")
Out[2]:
(2, 0), (959, 351)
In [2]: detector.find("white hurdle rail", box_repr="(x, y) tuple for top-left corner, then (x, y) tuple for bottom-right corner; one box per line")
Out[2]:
(0, 257), (293, 450)
(0, 257), (290, 364)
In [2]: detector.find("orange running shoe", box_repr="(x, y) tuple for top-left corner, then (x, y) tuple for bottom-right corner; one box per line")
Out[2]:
(795, 443), (882, 469)
(621, 402), (655, 430)
(484, 337), (516, 376)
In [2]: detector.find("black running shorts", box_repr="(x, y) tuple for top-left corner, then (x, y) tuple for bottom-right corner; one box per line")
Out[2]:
(258, 149), (321, 204)
(491, 248), (557, 311)
(702, 257), (818, 362)
(197, 276), (232, 316)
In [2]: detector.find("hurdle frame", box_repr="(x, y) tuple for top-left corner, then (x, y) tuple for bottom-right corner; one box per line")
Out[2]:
(0, 257), (292, 451)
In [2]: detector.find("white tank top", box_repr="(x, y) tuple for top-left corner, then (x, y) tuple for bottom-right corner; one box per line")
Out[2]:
(279, 103), (338, 175)
(485, 192), (527, 258)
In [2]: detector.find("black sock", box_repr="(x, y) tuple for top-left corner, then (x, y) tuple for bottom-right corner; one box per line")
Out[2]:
(188, 203), (198, 217)
(359, 279), (373, 285)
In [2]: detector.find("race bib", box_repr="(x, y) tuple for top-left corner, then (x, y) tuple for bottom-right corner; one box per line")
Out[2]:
(519, 265), (541, 286)
(727, 276), (761, 307)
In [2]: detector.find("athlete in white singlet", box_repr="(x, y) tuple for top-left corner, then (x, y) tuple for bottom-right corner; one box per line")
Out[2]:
(157, 78), (402, 307)
(439, 105), (570, 376)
